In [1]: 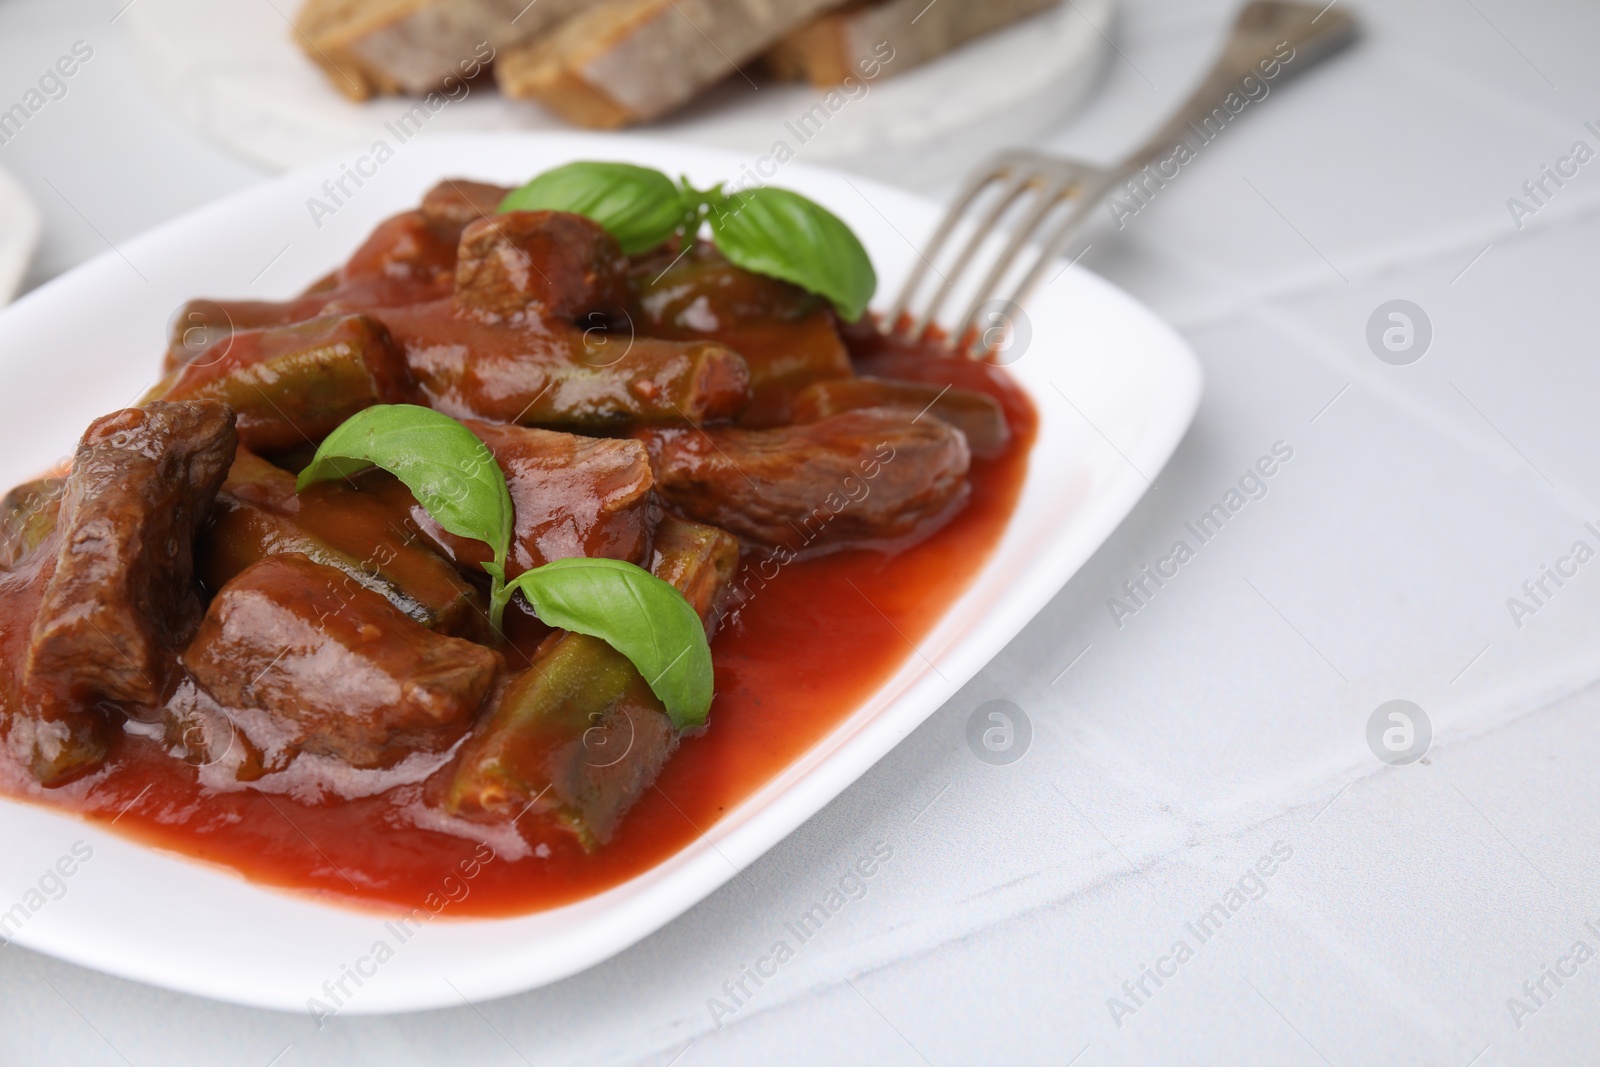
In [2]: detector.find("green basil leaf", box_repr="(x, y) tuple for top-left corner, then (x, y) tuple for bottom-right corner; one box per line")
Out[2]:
(296, 405), (512, 561)
(499, 162), (687, 255)
(506, 557), (714, 730)
(707, 186), (876, 322)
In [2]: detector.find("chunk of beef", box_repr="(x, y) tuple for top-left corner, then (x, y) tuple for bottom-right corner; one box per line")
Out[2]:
(455, 210), (632, 323)
(793, 376), (1012, 459)
(376, 300), (750, 427)
(444, 517), (738, 847)
(635, 408), (971, 550)
(200, 449), (488, 639)
(183, 554), (500, 769)
(395, 420), (653, 581)
(419, 178), (513, 232)
(27, 400), (238, 710)
(634, 240), (822, 326)
(340, 209), (459, 292)
(150, 314), (413, 454)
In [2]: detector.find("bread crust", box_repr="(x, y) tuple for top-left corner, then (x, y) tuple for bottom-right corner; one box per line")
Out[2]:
(495, 0), (852, 127)
(765, 0), (1062, 87)
(294, 0), (588, 99)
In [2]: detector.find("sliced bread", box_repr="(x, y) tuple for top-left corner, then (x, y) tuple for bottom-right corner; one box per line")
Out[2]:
(766, 0), (1061, 87)
(294, 0), (589, 100)
(496, 0), (852, 128)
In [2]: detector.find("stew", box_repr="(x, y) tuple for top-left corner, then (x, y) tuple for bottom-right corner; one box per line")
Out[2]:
(0, 175), (1035, 915)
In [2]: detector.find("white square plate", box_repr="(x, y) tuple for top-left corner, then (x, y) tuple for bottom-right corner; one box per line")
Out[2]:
(0, 163), (40, 304)
(0, 133), (1200, 1012)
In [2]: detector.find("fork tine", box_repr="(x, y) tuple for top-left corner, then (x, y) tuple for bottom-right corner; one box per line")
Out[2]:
(883, 159), (1015, 331)
(942, 171), (1090, 351)
(974, 195), (1106, 345)
(911, 0), (1361, 354)
(905, 170), (1036, 342)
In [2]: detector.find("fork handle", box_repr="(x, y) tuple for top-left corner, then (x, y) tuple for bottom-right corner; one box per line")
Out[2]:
(1117, 2), (1358, 178)
(908, 2), (1359, 349)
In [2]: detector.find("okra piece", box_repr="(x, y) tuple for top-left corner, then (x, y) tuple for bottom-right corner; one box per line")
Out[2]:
(374, 303), (751, 428)
(632, 241), (852, 424)
(163, 297), (332, 373)
(443, 517), (739, 848)
(793, 376), (1012, 459)
(0, 477), (65, 571)
(148, 314), (412, 454)
(199, 450), (489, 640)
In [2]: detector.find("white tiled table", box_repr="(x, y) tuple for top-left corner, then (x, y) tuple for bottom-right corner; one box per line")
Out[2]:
(3, 1), (1600, 1064)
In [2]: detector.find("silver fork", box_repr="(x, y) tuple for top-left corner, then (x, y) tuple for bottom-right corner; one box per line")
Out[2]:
(886, 0), (1360, 355)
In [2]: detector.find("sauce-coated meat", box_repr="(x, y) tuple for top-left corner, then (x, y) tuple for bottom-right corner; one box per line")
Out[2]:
(338, 209), (459, 294)
(27, 400), (237, 707)
(419, 178), (514, 233)
(397, 420), (655, 580)
(202, 449), (489, 639)
(793, 376), (1012, 460)
(455, 210), (632, 323)
(19, 400), (236, 785)
(635, 408), (971, 550)
(183, 554), (500, 770)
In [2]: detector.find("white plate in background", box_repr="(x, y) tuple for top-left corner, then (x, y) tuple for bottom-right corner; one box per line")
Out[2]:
(0, 132), (1198, 1011)
(0, 164), (41, 303)
(124, 0), (1111, 188)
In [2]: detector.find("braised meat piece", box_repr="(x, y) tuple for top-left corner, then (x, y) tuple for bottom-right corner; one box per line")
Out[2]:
(200, 449), (488, 639)
(633, 241), (852, 425)
(389, 420), (654, 581)
(375, 300), (750, 427)
(635, 408), (971, 549)
(455, 210), (632, 323)
(27, 400), (238, 710)
(339, 209), (459, 293)
(183, 554), (500, 769)
(635, 241), (821, 326)
(150, 315), (413, 454)
(793, 376), (1012, 460)
(419, 178), (513, 232)
(445, 517), (739, 848)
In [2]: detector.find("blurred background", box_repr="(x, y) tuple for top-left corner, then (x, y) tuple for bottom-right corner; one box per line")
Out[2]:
(3, 0), (1600, 1064)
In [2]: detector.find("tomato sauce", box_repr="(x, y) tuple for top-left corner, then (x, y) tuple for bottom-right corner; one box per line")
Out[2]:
(0, 332), (1035, 917)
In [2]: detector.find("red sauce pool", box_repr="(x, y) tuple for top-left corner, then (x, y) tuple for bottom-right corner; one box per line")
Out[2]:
(0, 335), (1036, 917)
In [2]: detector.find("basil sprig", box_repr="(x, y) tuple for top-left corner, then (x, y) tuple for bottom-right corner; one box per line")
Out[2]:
(498, 161), (876, 323)
(505, 558), (713, 721)
(297, 404), (713, 729)
(708, 188), (877, 324)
